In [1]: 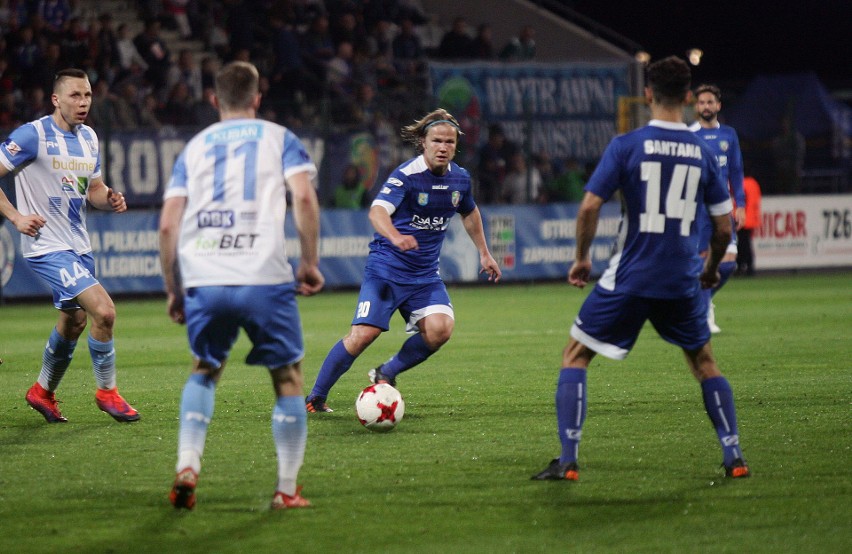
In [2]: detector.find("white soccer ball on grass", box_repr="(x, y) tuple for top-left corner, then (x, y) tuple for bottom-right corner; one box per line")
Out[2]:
(355, 383), (405, 432)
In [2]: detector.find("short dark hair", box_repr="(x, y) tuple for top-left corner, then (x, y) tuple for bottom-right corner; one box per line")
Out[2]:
(646, 56), (691, 107)
(694, 83), (721, 101)
(53, 68), (88, 93)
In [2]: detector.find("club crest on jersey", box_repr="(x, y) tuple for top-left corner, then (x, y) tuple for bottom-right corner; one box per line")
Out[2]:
(61, 176), (76, 192)
(417, 192), (429, 205)
(451, 191), (460, 207)
(720, 140), (729, 152)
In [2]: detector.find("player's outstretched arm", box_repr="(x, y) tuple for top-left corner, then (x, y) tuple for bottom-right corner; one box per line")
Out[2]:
(461, 206), (501, 282)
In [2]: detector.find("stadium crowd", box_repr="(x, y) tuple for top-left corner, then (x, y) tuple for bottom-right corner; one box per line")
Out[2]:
(0, 0), (585, 205)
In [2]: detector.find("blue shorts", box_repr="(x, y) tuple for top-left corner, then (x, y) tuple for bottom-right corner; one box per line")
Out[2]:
(184, 283), (304, 369)
(352, 274), (454, 333)
(26, 251), (98, 309)
(570, 285), (711, 360)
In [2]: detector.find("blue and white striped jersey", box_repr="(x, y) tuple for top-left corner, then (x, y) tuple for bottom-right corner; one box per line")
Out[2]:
(0, 115), (101, 257)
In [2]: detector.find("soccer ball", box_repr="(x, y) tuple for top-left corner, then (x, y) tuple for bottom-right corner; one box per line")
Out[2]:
(355, 383), (405, 432)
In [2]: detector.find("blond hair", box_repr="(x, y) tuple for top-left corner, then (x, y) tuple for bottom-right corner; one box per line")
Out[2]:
(400, 108), (463, 153)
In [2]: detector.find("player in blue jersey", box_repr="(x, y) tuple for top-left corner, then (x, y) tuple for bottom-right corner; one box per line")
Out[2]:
(0, 68), (140, 424)
(305, 108), (502, 413)
(532, 56), (749, 481)
(689, 84), (744, 333)
(159, 61), (324, 510)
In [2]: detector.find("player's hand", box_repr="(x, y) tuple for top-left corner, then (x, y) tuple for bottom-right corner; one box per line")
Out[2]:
(166, 292), (186, 324)
(700, 268), (721, 289)
(479, 255), (502, 283)
(735, 207), (745, 230)
(568, 260), (592, 288)
(296, 264), (325, 296)
(391, 234), (418, 252)
(107, 188), (127, 213)
(13, 213), (46, 237)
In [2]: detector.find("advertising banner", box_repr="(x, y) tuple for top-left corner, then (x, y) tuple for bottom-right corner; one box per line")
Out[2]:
(3, 196), (850, 300)
(753, 194), (852, 268)
(429, 61), (632, 163)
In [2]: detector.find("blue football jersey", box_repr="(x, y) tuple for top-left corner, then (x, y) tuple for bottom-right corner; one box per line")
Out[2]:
(586, 120), (733, 298)
(369, 155), (476, 283)
(689, 121), (744, 206)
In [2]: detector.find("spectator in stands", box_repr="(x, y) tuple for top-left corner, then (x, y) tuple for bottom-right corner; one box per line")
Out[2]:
(112, 80), (142, 130)
(134, 18), (172, 90)
(138, 91), (163, 130)
(18, 83), (48, 121)
(192, 85), (218, 127)
(86, 78), (117, 129)
(39, 0), (71, 37)
(166, 49), (203, 103)
(334, 163), (369, 209)
(502, 150), (542, 204)
(437, 17), (473, 60)
(499, 25), (536, 61)
(200, 54), (218, 90)
(159, 80), (196, 127)
(392, 17), (425, 77)
(163, 0), (193, 40)
(299, 12), (335, 85)
(12, 25), (43, 88)
(736, 172), (761, 276)
(94, 13), (119, 84)
(59, 16), (89, 67)
(327, 40), (355, 97)
(471, 23), (495, 60)
(115, 22), (147, 73)
(477, 123), (517, 204)
(365, 18), (393, 61)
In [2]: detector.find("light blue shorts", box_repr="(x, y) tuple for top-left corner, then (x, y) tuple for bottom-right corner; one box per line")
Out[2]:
(184, 282), (304, 369)
(26, 251), (98, 309)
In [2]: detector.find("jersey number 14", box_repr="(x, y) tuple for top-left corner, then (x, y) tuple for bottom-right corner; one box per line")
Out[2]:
(639, 162), (700, 237)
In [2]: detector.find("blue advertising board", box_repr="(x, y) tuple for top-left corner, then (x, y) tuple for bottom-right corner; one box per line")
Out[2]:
(0, 202), (622, 299)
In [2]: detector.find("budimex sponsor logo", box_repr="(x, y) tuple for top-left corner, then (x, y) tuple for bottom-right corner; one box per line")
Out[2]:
(52, 157), (95, 172)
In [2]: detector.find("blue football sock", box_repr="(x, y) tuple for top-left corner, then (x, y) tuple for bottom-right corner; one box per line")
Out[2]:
(272, 395), (307, 495)
(701, 376), (743, 466)
(38, 327), (77, 391)
(88, 335), (116, 390)
(309, 340), (356, 399)
(711, 261), (737, 297)
(382, 333), (434, 379)
(176, 373), (216, 473)
(556, 367), (587, 464)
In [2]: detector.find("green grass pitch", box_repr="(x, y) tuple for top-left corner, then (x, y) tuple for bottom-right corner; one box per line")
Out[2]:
(0, 272), (850, 553)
